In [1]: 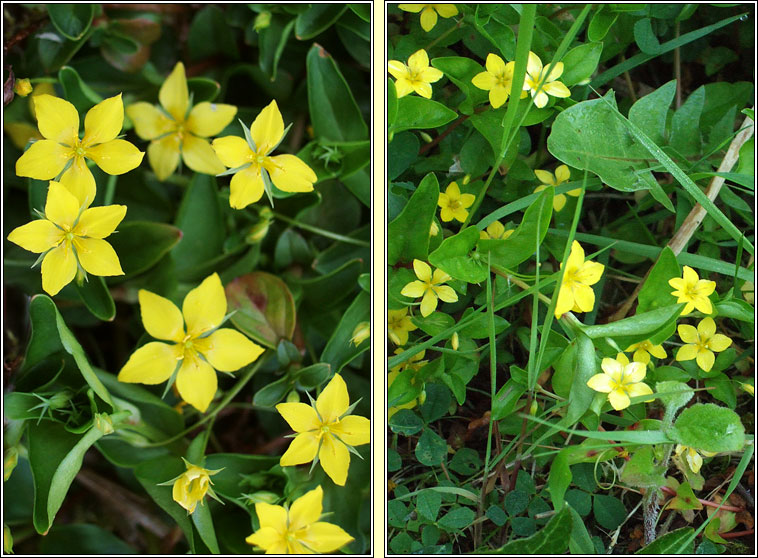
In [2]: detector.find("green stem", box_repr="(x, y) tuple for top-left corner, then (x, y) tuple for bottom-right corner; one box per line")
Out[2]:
(103, 174), (117, 206)
(272, 212), (369, 246)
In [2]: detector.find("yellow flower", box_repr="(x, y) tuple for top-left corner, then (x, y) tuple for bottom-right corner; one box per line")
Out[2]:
(534, 164), (580, 212)
(117, 273), (265, 412)
(276, 374), (370, 486)
(479, 220), (513, 240)
(4, 82), (56, 149)
(400, 259), (458, 317)
(471, 53), (527, 109)
(349, 321), (370, 347)
(668, 266), (716, 316)
(170, 458), (223, 514)
(586, 356), (654, 411)
(675, 317), (732, 372)
(625, 339), (667, 365)
(398, 4), (458, 32)
(212, 100), (317, 209)
(126, 62), (236, 181)
(674, 444), (717, 474)
(388, 307), (418, 346)
(522, 51), (571, 109)
(246, 486), (354, 554)
(387, 49), (443, 99)
(6, 181), (126, 296)
(554, 241), (604, 318)
(438, 181), (475, 223)
(16, 94), (144, 207)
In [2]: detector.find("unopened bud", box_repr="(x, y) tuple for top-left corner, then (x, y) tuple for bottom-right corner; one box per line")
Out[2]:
(418, 389), (427, 406)
(246, 491), (279, 504)
(451, 332), (459, 351)
(462, 174), (471, 185)
(286, 390), (300, 403)
(430, 221), (439, 236)
(3, 523), (12, 554)
(529, 400), (538, 416)
(350, 321), (370, 347)
(418, 131), (433, 143)
(253, 11), (272, 31)
(13, 78), (32, 97)
(94, 413), (115, 435)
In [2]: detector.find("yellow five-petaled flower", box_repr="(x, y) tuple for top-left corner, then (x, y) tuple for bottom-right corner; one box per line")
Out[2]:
(212, 100), (317, 210)
(674, 444), (717, 475)
(16, 94), (144, 207)
(127, 62), (237, 181)
(554, 241), (604, 319)
(7, 181), (126, 296)
(625, 339), (667, 365)
(471, 53), (527, 109)
(401, 259), (458, 317)
(398, 4), (458, 32)
(523, 51), (571, 109)
(276, 374), (370, 486)
(438, 181), (475, 223)
(479, 220), (513, 240)
(246, 485), (354, 554)
(168, 458), (223, 514)
(675, 317), (732, 372)
(587, 354), (654, 411)
(668, 265), (716, 316)
(534, 164), (580, 212)
(387, 49), (443, 99)
(388, 307), (418, 346)
(118, 273), (265, 412)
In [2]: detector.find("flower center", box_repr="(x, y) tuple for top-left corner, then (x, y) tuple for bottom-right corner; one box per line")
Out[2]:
(447, 198), (460, 210)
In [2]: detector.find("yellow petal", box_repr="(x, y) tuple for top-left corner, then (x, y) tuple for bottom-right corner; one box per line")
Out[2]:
(41, 242), (77, 296)
(413, 259), (432, 282)
(407, 49), (429, 74)
(301, 522), (354, 554)
(696, 349), (715, 372)
(148, 134), (181, 181)
(58, 157), (96, 208)
(398, 4), (424, 13)
(181, 134), (226, 175)
(431, 268), (451, 284)
(414, 81), (433, 99)
(419, 6), (437, 31)
(276, 402), (321, 433)
(198, 328), (264, 372)
(211, 135), (252, 168)
(600, 357), (623, 380)
(387, 60), (410, 80)
(624, 362), (647, 384)
(288, 486), (323, 531)
(400, 280), (426, 298)
(86, 139), (144, 175)
(626, 381), (654, 402)
(693, 296), (713, 315)
(697, 317), (716, 338)
(331, 415), (370, 446)
(554, 282), (574, 318)
(82, 94), (124, 146)
(393, 77), (414, 98)
(571, 282), (596, 313)
(279, 431), (319, 465)
(229, 166), (265, 209)
(648, 344), (667, 359)
(534, 169), (555, 185)
(587, 373), (614, 393)
(554, 165), (570, 183)
(72, 237), (124, 276)
(15, 139), (70, 180)
(532, 90), (549, 108)
(526, 51), (543, 76)
(434, 285), (458, 303)
(686, 449), (703, 473)
(254, 502), (288, 531)
(677, 324), (699, 344)
(125, 102), (175, 140)
(33, 95), (79, 144)
(608, 388), (630, 411)
(7, 220), (62, 253)
(187, 102), (237, 137)
(418, 67), (443, 83)
(316, 374), (350, 423)
(553, 193), (566, 212)
(708, 334), (732, 352)
(471, 71), (496, 91)
(245, 527), (284, 553)
(183, 273), (226, 338)
(266, 154), (317, 193)
(117, 341), (179, 384)
(250, 100), (284, 156)
(138, 290), (185, 342)
(485, 53), (506, 76)
(574, 260), (604, 286)
(436, 4), (458, 18)
(75, 204), (127, 239)
(319, 434), (350, 486)
(45, 180), (80, 230)
(676, 344), (698, 362)
(681, 265), (699, 285)
(543, 80), (571, 98)
(545, 61), (565, 82)
(159, 62), (189, 122)
(420, 290), (438, 317)
(632, 349), (651, 365)
(175, 355), (217, 412)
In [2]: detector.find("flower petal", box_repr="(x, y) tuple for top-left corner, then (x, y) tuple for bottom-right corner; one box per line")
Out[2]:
(331, 415), (370, 446)
(587, 373), (614, 393)
(288, 486), (323, 532)
(276, 402), (321, 433)
(267, 154), (317, 193)
(554, 164), (570, 183)
(246, 527), (285, 554)
(86, 139), (144, 175)
(532, 90), (549, 108)
(198, 328), (264, 372)
(187, 102), (237, 138)
(7, 220), (62, 253)
(413, 259), (432, 282)
(300, 521), (354, 554)
(147, 134), (181, 181)
(626, 381), (654, 402)
(648, 344), (667, 359)
(59, 157), (96, 208)
(250, 100), (284, 156)
(543, 80), (571, 98)
(175, 355), (218, 412)
(15, 139), (70, 180)
(677, 324), (699, 344)
(485, 53), (506, 76)
(400, 280), (426, 298)
(553, 193), (566, 212)
(697, 317), (716, 338)
(33, 95), (79, 144)
(41, 242), (77, 296)
(316, 374), (350, 423)
(675, 344), (698, 362)
(254, 502), (288, 531)
(608, 388), (630, 411)
(319, 434), (350, 486)
(696, 349), (715, 372)
(624, 362), (647, 384)
(434, 285), (458, 303)
(413, 82), (433, 99)
(575, 260), (604, 285)
(554, 281), (575, 318)
(229, 166), (265, 209)
(279, 430), (319, 465)
(489, 86), (510, 108)
(183, 273), (226, 338)
(388, 60), (410, 80)
(534, 169), (556, 186)
(398, 4), (424, 13)
(159, 62), (189, 122)
(45, 180), (80, 230)
(83, 94), (124, 146)
(407, 49), (430, 73)
(138, 290), (185, 342)
(72, 237), (124, 276)
(419, 7), (437, 31)
(693, 296), (713, 315)
(420, 289), (438, 317)
(600, 358), (623, 380)
(125, 102), (175, 140)
(75, 205), (127, 239)
(526, 51), (543, 76)
(571, 282), (596, 313)
(471, 71), (496, 91)
(436, 4), (458, 17)
(117, 341), (179, 384)
(419, 67), (443, 83)
(181, 134), (226, 175)
(212, 135), (252, 168)
(708, 334), (732, 352)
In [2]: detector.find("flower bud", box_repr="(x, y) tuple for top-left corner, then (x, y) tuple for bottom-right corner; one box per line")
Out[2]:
(245, 491), (279, 504)
(13, 78), (32, 97)
(4, 448), (18, 481)
(418, 131), (433, 143)
(529, 400), (538, 416)
(350, 321), (370, 347)
(430, 221), (439, 236)
(172, 460), (222, 513)
(3, 523), (12, 554)
(451, 332), (459, 351)
(94, 413), (115, 435)
(253, 11), (272, 31)
(286, 390), (300, 403)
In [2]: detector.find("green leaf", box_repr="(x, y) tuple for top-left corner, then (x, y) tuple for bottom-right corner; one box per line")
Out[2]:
(620, 446), (666, 488)
(438, 506), (475, 531)
(47, 4), (94, 40)
(564, 333), (598, 424)
(388, 131), (420, 180)
(108, 221), (183, 278)
(560, 42), (603, 87)
(587, 7), (618, 42)
(637, 247), (681, 313)
(429, 226), (489, 283)
(320, 290), (370, 374)
(40, 524), (137, 554)
(629, 80), (676, 146)
(58, 66), (102, 113)
(548, 448), (572, 511)
(74, 275), (116, 321)
(669, 403), (745, 452)
(567, 503), (595, 554)
(431, 56), (489, 114)
(635, 527), (695, 554)
(186, 77), (221, 103)
(473, 6), (516, 60)
(389, 409), (424, 436)
(493, 505), (572, 554)
(415, 428), (447, 466)
(670, 86), (705, 157)
(581, 305), (682, 339)
(593, 494), (626, 530)
(505, 489), (529, 516)
(449, 448), (482, 476)
(226, 272), (296, 349)
(416, 489), (442, 522)
(258, 16), (295, 80)
(666, 481), (702, 511)
(191, 503), (219, 554)
(187, 6), (238, 60)
(295, 4), (347, 39)
(306, 44), (368, 142)
(392, 96), (457, 134)
(491, 379), (526, 421)
(655, 381), (694, 418)
(388, 172), (439, 265)
(388, 79), (398, 131)
(253, 376), (291, 407)
(289, 259), (362, 310)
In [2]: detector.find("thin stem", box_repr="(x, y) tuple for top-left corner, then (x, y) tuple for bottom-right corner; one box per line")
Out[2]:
(272, 212), (370, 246)
(103, 174), (117, 206)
